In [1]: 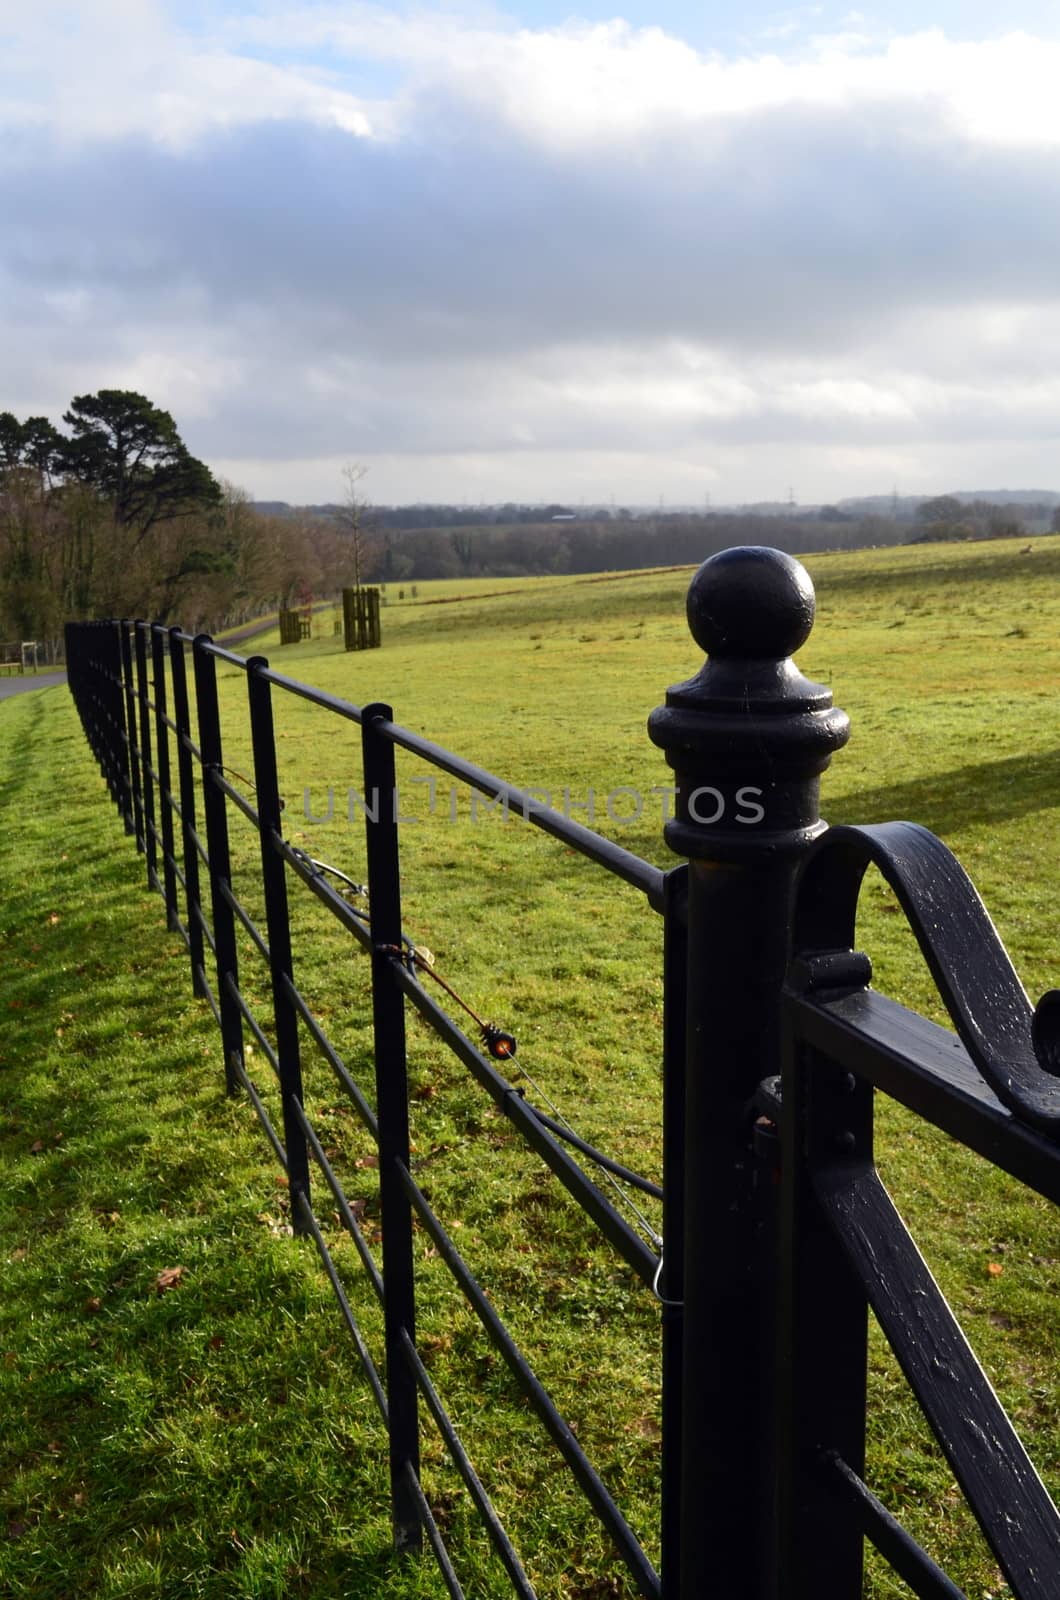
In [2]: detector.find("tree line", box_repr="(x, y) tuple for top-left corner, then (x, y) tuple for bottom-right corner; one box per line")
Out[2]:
(1, 393), (901, 648)
(372, 507), (902, 582)
(0, 392), (371, 653)
(5, 390), (1057, 652)
(371, 493), (1060, 580)
(908, 495), (1060, 544)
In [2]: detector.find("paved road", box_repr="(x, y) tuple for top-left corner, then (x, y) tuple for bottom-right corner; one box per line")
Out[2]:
(218, 598), (335, 650)
(0, 671), (67, 702)
(0, 600), (330, 703)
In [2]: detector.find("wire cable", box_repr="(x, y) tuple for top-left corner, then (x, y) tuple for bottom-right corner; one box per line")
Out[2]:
(291, 847), (663, 1250)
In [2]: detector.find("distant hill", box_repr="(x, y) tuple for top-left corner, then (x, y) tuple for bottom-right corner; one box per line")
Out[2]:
(253, 490), (1060, 524)
(950, 489), (1060, 506)
(837, 495), (920, 517)
(838, 489), (1060, 517)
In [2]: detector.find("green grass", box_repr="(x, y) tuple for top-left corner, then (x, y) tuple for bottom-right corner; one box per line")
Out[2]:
(4, 532), (1060, 1597)
(0, 692), (448, 1599)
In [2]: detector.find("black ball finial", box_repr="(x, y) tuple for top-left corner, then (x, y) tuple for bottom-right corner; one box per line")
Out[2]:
(686, 546), (815, 660)
(649, 544), (849, 858)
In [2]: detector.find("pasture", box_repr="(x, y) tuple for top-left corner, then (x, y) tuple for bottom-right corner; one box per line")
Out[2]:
(2, 535), (1059, 1598)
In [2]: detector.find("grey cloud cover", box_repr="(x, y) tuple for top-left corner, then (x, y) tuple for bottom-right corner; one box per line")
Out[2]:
(4, 9), (1060, 502)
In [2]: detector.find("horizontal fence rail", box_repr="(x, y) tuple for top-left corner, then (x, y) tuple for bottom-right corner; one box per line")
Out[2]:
(65, 612), (673, 1600)
(64, 545), (1060, 1599)
(778, 823), (1060, 1600)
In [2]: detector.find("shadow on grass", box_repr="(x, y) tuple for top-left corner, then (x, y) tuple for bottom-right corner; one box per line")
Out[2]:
(832, 747), (1060, 836)
(815, 538), (1060, 598)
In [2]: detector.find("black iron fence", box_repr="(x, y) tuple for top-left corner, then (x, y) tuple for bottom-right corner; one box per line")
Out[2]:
(64, 546), (1060, 1599)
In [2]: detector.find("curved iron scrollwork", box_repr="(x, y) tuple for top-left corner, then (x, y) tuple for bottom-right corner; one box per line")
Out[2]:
(791, 820), (1060, 1136)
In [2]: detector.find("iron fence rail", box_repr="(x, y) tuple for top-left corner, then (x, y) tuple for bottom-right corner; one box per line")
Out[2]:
(63, 544), (1060, 1600)
(65, 612), (670, 1599)
(778, 819), (1060, 1600)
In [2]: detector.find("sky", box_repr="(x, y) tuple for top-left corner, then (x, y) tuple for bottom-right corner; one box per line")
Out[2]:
(5, 3), (1060, 508)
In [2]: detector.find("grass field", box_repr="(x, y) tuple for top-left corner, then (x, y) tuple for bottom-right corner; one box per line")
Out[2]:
(2, 534), (1060, 1598)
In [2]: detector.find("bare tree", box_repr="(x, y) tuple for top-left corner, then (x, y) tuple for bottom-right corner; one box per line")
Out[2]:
(333, 462), (379, 590)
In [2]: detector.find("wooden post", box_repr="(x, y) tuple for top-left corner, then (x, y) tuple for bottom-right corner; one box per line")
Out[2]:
(342, 586), (383, 651)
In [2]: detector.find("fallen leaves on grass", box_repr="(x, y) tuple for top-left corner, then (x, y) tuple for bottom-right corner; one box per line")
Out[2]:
(154, 1266), (187, 1294)
(28, 1132), (62, 1154)
(256, 1212), (294, 1238)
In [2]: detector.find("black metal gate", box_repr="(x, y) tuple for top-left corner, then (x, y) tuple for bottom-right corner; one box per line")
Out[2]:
(64, 545), (1060, 1598)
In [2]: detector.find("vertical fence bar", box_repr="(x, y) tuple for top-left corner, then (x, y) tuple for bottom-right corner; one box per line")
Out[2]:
(361, 702), (422, 1553)
(95, 621), (133, 833)
(246, 656), (311, 1227)
(776, 1032), (872, 1599)
(168, 629), (207, 997)
(75, 625), (100, 800)
(150, 625), (179, 930)
(192, 636), (244, 1093)
(73, 623), (115, 809)
(119, 620), (144, 849)
(659, 863), (687, 1600)
(648, 548), (850, 1599)
(66, 624), (89, 754)
(133, 622), (158, 890)
(104, 623), (130, 823)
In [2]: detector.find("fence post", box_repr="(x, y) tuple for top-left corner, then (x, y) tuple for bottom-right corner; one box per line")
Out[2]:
(168, 629), (207, 998)
(105, 622), (132, 826)
(659, 864), (687, 1600)
(648, 547), (849, 1599)
(150, 625), (179, 930)
(69, 621), (126, 819)
(246, 656), (311, 1231)
(119, 621), (144, 850)
(133, 622), (159, 891)
(361, 702), (422, 1554)
(192, 636), (244, 1095)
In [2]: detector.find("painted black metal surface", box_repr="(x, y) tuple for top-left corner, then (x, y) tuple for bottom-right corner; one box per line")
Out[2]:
(789, 988), (1060, 1205)
(361, 702), (422, 1553)
(821, 1452), (967, 1600)
(64, 545), (1060, 1600)
(648, 545), (851, 1600)
(815, 1157), (1060, 1598)
(246, 657), (311, 1228)
(191, 637), (244, 1095)
(786, 806), (1060, 1597)
(794, 821), (1060, 1134)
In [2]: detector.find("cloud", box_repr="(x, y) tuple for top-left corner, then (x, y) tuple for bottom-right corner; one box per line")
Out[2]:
(0, 1), (376, 146)
(3, 7), (1060, 501)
